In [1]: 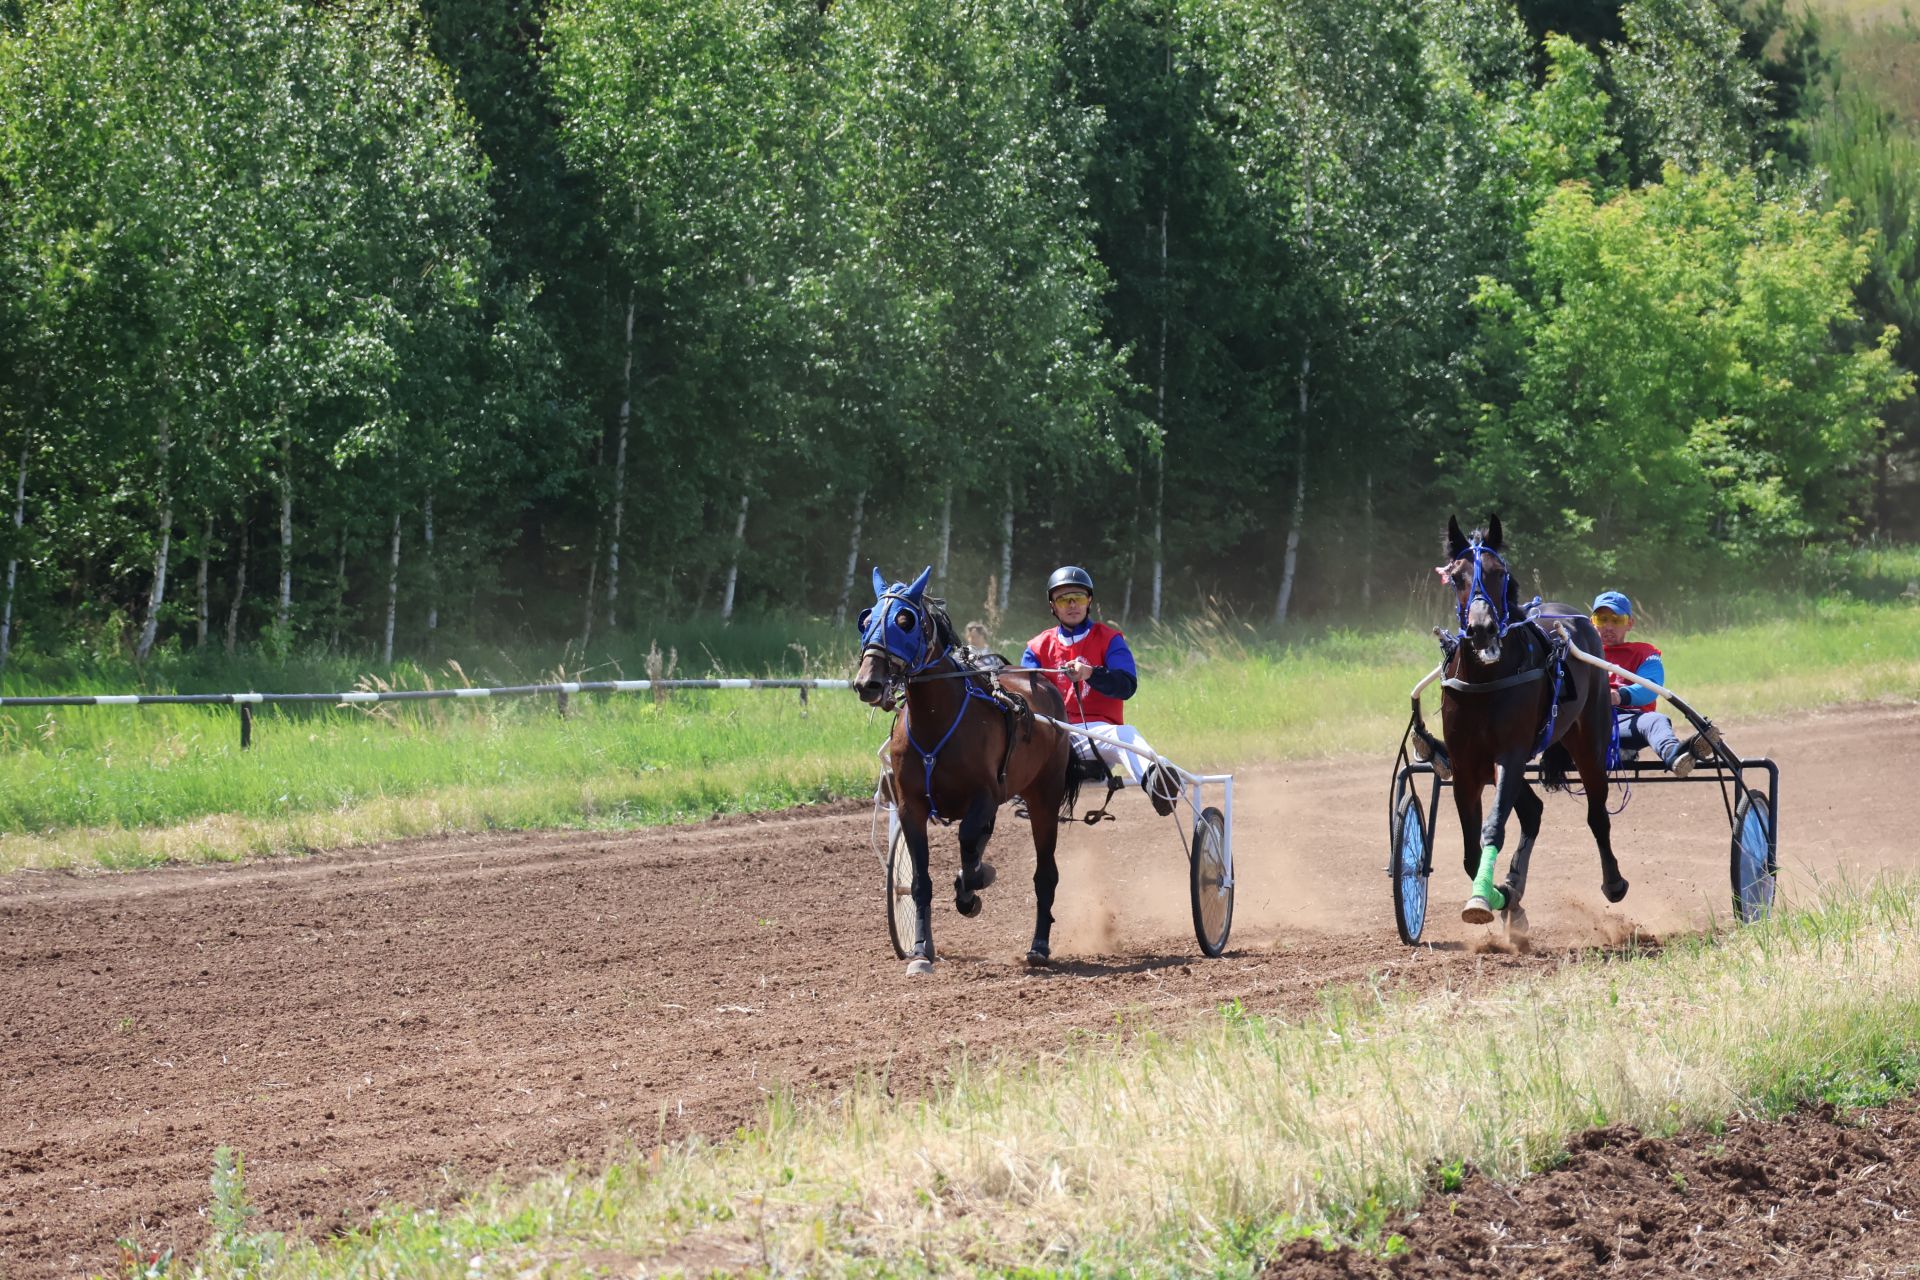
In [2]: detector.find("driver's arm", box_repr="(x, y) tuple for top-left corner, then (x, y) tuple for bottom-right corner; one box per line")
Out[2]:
(1087, 635), (1138, 700)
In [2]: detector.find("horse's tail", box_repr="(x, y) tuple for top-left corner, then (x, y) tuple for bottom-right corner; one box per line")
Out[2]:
(1539, 741), (1573, 793)
(1062, 756), (1082, 819)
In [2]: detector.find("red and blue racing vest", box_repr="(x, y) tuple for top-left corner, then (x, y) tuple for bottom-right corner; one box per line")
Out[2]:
(1026, 621), (1128, 725)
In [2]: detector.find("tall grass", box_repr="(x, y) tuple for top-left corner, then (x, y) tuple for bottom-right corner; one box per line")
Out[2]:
(0, 596), (1915, 873)
(170, 881), (1920, 1278)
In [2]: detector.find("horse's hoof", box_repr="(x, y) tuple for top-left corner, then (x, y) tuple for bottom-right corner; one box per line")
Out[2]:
(955, 891), (982, 919)
(1461, 896), (1495, 925)
(905, 957), (934, 977)
(1024, 950), (1052, 968)
(1602, 876), (1630, 904)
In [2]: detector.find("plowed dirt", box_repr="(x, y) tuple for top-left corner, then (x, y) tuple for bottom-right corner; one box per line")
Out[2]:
(1, 702), (1914, 1275)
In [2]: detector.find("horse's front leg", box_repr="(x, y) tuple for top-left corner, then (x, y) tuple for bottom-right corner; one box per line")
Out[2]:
(899, 804), (938, 976)
(1501, 780), (1544, 910)
(953, 792), (999, 918)
(1464, 757), (1527, 923)
(1451, 763), (1487, 885)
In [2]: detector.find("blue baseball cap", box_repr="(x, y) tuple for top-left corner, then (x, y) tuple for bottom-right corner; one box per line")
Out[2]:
(1591, 590), (1633, 617)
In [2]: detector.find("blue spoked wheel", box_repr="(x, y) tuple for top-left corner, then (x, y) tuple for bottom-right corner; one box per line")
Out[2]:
(1731, 790), (1776, 924)
(1392, 791), (1431, 945)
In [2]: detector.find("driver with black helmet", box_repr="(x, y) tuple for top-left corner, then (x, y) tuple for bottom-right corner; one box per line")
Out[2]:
(1021, 566), (1179, 815)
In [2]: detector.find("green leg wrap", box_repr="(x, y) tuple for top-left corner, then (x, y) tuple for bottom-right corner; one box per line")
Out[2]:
(1472, 844), (1507, 911)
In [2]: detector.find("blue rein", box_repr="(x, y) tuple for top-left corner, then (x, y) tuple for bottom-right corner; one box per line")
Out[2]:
(904, 656), (999, 825)
(861, 586), (996, 826)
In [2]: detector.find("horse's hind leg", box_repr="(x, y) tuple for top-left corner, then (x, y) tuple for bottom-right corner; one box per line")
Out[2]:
(1500, 780), (1544, 910)
(953, 792), (998, 918)
(1024, 781), (1063, 966)
(1570, 726), (1627, 903)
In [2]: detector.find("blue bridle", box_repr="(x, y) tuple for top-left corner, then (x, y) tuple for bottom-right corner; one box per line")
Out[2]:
(1452, 540), (1532, 641)
(857, 566), (996, 824)
(857, 566), (942, 678)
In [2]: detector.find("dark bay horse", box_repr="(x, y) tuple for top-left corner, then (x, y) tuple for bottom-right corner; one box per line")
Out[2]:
(1436, 516), (1628, 923)
(852, 567), (1077, 976)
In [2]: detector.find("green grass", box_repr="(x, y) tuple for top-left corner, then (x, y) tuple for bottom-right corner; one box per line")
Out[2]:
(147, 880), (1920, 1278)
(2, 594), (1916, 873)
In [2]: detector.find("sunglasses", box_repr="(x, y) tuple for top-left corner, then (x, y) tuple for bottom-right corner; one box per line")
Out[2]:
(1591, 610), (1629, 626)
(1050, 592), (1091, 607)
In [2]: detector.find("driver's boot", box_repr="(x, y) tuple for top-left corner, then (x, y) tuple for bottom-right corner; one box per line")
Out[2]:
(1143, 763), (1180, 817)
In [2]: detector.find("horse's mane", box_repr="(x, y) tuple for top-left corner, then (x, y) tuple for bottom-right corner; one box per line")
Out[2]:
(923, 596), (960, 654)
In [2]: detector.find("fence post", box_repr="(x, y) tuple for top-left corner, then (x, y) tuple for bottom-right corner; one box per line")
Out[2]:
(239, 703), (253, 751)
(556, 688), (569, 719)
(799, 685), (809, 717)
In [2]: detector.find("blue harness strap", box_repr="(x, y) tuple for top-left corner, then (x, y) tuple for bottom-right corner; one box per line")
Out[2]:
(904, 666), (998, 825)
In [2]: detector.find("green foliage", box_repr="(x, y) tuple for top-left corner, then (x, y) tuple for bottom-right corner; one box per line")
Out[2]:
(1609, 0), (1768, 175)
(207, 1146), (283, 1271)
(1, 0), (1914, 654)
(1466, 164), (1911, 577)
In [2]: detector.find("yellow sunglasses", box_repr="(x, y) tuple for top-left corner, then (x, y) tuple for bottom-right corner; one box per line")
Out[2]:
(1050, 592), (1091, 607)
(1591, 610), (1629, 626)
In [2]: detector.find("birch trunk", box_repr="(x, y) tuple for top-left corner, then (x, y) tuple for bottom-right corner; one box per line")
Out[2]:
(135, 415), (173, 662)
(581, 525), (599, 650)
(276, 432), (293, 633)
(0, 433), (29, 674)
(330, 529), (348, 650)
(424, 490), (437, 632)
(580, 432), (605, 649)
(1362, 469), (1374, 611)
(1274, 350), (1309, 625)
(1275, 158), (1313, 627)
(383, 510), (402, 665)
(936, 485), (952, 585)
(1151, 200), (1167, 625)
(997, 478), (1014, 615)
(225, 520), (249, 656)
(195, 512), (211, 649)
(720, 489), (749, 624)
(606, 297), (635, 631)
(833, 488), (866, 627)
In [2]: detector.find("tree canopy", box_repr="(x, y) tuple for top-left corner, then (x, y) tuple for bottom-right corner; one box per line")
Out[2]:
(0, 0), (1911, 662)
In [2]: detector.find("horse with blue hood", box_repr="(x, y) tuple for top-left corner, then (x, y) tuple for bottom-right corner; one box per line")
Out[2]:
(853, 567), (1078, 976)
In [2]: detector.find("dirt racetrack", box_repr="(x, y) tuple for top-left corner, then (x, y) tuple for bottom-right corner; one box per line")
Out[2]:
(2, 702), (1915, 1276)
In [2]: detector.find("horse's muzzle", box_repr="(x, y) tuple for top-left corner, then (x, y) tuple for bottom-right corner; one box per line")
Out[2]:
(853, 649), (899, 708)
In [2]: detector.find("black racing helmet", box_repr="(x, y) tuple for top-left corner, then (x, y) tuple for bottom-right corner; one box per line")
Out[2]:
(1046, 565), (1094, 599)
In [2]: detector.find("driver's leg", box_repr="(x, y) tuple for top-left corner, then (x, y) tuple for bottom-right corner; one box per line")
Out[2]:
(1089, 725), (1179, 815)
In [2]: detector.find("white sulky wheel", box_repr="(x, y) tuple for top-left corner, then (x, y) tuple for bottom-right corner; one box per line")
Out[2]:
(1189, 805), (1233, 957)
(884, 815), (917, 959)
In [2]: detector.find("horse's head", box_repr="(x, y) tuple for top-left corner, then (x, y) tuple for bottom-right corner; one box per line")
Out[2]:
(1438, 513), (1514, 663)
(853, 565), (936, 709)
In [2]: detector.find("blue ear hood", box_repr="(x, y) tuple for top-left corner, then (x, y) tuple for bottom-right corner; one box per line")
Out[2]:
(857, 565), (938, 669)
